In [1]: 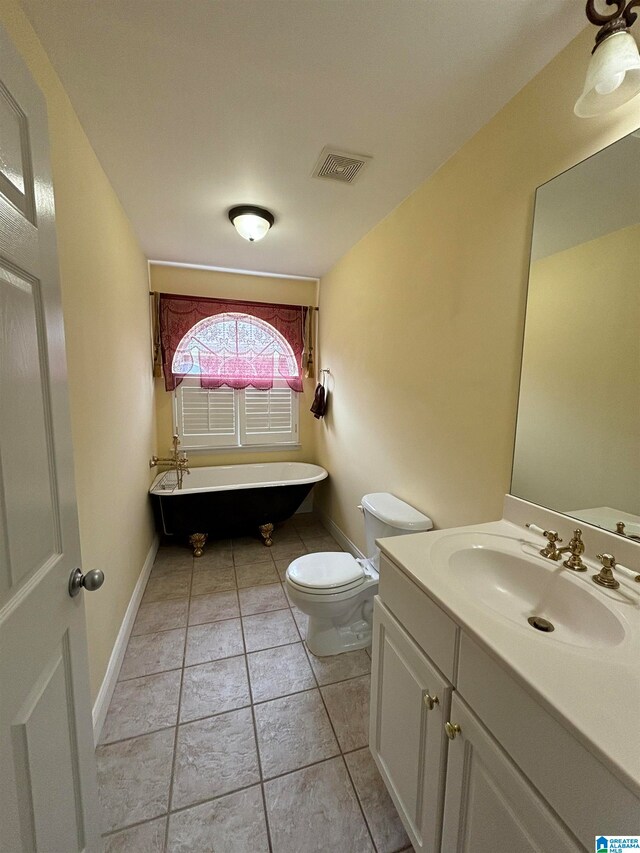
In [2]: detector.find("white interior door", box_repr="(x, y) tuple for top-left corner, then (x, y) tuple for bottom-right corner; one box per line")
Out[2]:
(0, 23), (101, 853)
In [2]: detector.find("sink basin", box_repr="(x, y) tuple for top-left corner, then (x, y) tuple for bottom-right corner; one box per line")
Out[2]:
(430, 532), (626, 649)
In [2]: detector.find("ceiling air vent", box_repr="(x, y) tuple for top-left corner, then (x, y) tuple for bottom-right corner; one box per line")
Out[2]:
(312, 147), (371, 185)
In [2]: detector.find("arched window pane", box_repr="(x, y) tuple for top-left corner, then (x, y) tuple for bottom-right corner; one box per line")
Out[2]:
(171, 312), (299, 387)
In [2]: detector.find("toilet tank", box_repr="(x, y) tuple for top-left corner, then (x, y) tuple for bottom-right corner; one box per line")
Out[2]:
(361, 492), (433, 568)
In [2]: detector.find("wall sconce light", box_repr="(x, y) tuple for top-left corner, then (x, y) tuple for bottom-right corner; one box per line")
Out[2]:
(228, 205), (275, 242)
(575, 0), (640, 117)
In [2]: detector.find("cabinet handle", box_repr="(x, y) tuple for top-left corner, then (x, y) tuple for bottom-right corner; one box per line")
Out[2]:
(423, 692), (439, 711)
(445, 721), (461, 740)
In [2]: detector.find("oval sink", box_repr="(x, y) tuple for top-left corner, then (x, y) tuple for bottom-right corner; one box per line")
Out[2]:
(430, 533), (626, 649)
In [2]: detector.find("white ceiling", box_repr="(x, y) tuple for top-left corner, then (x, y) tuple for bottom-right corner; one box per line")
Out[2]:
(22, 0), (586, 278)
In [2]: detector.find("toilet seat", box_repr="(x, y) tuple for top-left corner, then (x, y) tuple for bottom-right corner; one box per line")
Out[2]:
(287, 552), (365, 595)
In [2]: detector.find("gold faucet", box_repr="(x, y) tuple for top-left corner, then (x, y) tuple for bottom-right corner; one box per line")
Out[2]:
(615, 521), (640, 542)
(592, 553), (620, 589)
(150, 434), (190, 489)
(592, 552), (640, 587)
(558, 529), (587, 571)
(526, 525), (564, 560)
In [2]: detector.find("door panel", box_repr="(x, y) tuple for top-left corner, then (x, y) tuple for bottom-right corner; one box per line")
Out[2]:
(0, 78), (35, 219)
(441, 694), (582, 853)
(370, 597), (451, 852)
(12, 636), (83, 851)
(0, 22), (101, 853)
(0, 262), (58, 595)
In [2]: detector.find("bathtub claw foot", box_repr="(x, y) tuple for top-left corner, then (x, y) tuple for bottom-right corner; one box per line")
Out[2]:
(259, 523), (274, 547)
(189, 532), (208, 557)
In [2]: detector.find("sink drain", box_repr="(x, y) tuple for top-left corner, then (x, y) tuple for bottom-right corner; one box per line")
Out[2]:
(527, 615), (555, 633)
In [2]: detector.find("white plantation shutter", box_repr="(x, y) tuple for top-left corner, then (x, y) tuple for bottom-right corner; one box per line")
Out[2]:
(176, 384), (238, 447)
(174, 381), (298, 449)
(241, 387), (298, 445)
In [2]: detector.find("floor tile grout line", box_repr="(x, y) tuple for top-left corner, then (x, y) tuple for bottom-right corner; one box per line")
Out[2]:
(244, 637), (301, 656)
(103, 672), (373, 750)
(130, 621), (189, 639)
(104, 530), (360, 847)
(258, 751), (349, 786)
(162, 559), (193, 852)
(140, 592), (192, 606)
(100, 721), (180, 749)
(301, 641), (346, 753)
(166, 779), (268, 819)
(118, 634), (343, 684)
(101, 777), (265, 841)
(101, 813), (168, 841)
(188, 613), (242, 628)
(239, 601), (274, 853)
(342, 752), (380, 853)
(165, 752), (350, 820)
(298, 630), (378, 850)
(116, 661), (184, 684)
(102, 754), (374, 843)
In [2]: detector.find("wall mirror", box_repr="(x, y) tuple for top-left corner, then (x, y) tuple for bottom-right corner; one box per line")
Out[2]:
(511, 128), (640, 541)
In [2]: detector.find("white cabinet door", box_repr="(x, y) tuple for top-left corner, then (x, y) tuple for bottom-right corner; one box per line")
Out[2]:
(441, 694), (583, 853)
(0, 23), (101, 853)
(369, 597), (451, 852)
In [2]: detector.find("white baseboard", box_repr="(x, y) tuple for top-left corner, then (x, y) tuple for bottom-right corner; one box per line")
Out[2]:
(319, 512), (365, 560)
(92, 535), (159, 745)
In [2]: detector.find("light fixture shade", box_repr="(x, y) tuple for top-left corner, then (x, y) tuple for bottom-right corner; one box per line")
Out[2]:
(575, 31), (640, 117)
(228, 205), (274, 242)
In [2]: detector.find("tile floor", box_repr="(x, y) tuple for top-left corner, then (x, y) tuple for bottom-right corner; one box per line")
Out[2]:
(97, 514), (414, 853)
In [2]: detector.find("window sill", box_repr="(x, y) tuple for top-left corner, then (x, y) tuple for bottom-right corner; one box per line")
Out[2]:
(182, 444), (302, 454)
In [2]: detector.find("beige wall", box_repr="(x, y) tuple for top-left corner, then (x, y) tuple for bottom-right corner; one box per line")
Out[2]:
(1, 1), (156, 702)
(150, 263), (318, 467)
(315, 27), (640, 554)
(512, 225), (640, 515)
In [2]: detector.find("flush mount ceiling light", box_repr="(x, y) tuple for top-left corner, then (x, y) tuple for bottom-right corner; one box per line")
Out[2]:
(575, 0), (640, 117)
(228, 205), (275, 242)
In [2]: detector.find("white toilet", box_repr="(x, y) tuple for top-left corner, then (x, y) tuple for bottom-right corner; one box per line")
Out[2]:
(286, 493), (433, 656)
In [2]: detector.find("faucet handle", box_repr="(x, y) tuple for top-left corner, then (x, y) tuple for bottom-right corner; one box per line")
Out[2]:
(525, 523), (562, 542)
(593, 554), (620, 590)
(543, 529), (562, 544)
(525, 524), (563, 560)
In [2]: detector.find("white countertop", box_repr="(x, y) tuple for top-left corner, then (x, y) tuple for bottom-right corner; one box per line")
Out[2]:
(377, 517), (640, 797)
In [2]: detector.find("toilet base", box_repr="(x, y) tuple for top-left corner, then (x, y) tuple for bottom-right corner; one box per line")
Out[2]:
(306, 615), (372, 657)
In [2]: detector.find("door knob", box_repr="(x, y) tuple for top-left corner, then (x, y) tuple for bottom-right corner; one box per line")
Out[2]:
(68, 568), (105, 598)
(423, 692), (439, 710)
(445, 721), (461, 740)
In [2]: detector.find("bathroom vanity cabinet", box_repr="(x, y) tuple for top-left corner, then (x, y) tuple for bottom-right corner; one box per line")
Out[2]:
(370, 554), (639, 853)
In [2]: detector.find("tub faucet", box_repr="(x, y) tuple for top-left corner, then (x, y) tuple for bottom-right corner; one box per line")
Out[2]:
(150, 434), (190, 489)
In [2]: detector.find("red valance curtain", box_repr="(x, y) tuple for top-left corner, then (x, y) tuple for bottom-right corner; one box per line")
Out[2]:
(159, 293), (308, 392)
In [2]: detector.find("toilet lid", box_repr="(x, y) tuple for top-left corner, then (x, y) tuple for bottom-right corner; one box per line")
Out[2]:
(287, 552), (364, 591)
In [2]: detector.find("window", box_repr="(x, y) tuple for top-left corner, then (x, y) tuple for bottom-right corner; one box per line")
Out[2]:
(170, 311), (302, 450)
(174, 380), (299, 449)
